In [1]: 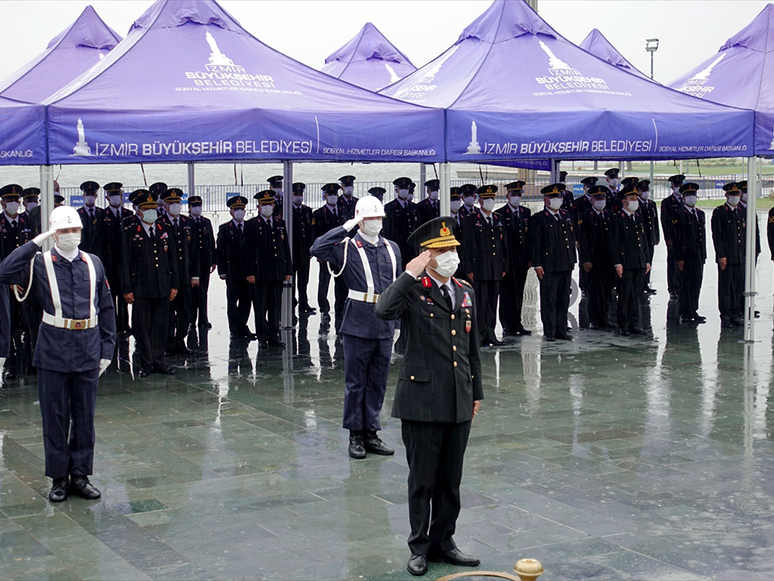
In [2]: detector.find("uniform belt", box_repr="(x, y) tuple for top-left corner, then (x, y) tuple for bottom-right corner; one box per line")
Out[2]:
(41, 312), (97, 330)
(347, 290), (380, 304)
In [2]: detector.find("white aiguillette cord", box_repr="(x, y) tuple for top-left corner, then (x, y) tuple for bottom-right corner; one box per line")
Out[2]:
(12, 253), (38, 303)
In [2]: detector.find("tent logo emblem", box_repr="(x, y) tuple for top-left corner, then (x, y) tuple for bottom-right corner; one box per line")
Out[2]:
(465, 121), (481, 154)
(73, 118), (91, 157)
(535, 41), (610, 95)
(677, 54), (725, 98)
(392, 45), (459, 101)
(206, 31), (235, 67)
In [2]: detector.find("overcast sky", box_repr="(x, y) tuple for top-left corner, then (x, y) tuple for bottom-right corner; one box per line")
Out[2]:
(0, 1), (767, 88)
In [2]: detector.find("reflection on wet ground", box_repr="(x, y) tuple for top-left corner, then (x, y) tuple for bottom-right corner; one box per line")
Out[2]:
(2, 227), (774, 580)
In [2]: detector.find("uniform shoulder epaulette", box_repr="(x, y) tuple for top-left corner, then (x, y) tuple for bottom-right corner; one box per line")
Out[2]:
(452, 277), (471, 288)
(422, 276), (432, 288)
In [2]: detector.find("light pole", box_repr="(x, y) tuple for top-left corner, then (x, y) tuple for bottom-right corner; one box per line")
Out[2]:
(646, 39), (659, 186)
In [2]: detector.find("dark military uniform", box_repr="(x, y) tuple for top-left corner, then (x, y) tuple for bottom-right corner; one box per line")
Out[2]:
(636, 181), (660, 293)
(383, 198), (419, 269)
(100, 184), (133, 334)
(673, 188), (706, 321)
(661, 177), (685, 297)
(712, 196), (745, 325)
(375, 216), (483, 561)
(217, 213), (252, 339)
(0, 280), (8, 369)
(189, 199), (216, 329)
(577, 204), (614, 329)
(77, 206), (104, 255)
(417, 179), (441, 226)
(291, 191), (315, 314)
(312, 196), (347, 318)
(495, 199), (531, 334)
(610, 207), (649, 332)
(337, 195), (358, 221)
(268, 175), (284, 220)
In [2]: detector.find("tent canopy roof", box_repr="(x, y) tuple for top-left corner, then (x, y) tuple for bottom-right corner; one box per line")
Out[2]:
(721, 3), (774, 52)
(579, 28), (649, 79)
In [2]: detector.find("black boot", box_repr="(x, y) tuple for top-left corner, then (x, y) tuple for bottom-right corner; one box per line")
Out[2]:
(348, 431), (366, 459)
(364, 431), (394, 455)
(48, 477), (69, 502)
(70, 475), (101, 500)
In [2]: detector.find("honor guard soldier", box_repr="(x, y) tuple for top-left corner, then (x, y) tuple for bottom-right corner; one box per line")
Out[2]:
(78, 181), (104, 255)
(161, 188), (197, 354)
(496, 181), (531, 335)
(578, 186), (614, 329)
(458, 184), (478, 220)
(246, 191), (292, 347)
(417, 179), (441, 225)
(572, 176), (598, 226)
(291, 183), (315, 315)
(604, 167), (621, 196)
(661, 174), (685, 299)
(636, 180), (660, 294)
(148, 182), (168, 219)
(268, 175), (284, 219)
(101, 182), (133, 335)
(713, 183), (745, 327)
(22, 188), (41, 233)
(337, 175), (358, 220)
(461, 185), (508, 346)
(310, 197), (401, 458)
(121, 190), (179, 377)
(217, 196), (255, 340)
(188, 196), (216, 329)
(312, 183), (348, 321)
(0, 206), (115, 502)
(610, 186), (650, 335)
(383, 177), (420, 269)
(369, 186), (385, 203)
(673, 182), (707, 324)
(530, 184), (576, 341)
(375, 217), (483, 577)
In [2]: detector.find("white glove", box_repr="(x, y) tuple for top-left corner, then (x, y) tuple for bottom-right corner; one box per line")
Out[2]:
(99, 359), (111, 376)
(342, 218), (361, 232)
(33, 227), (57, 247)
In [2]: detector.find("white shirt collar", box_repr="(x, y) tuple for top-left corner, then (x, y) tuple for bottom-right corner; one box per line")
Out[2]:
(54, 244), (79, 262)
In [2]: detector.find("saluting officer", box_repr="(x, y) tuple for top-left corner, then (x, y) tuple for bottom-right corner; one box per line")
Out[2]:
(461, 185), (507, 346)
(417, 179), (441, 225)
(310, 197), (401, 459)
(577, 186), (614, 330)
(160, 188), (197, 354)
(673, 182), (707, 324)
(338, 175), (358, 220)
(636, 180), (660, 294)
(0, 206), (115, 502)
(246, 191), (292, 347)
(217, 196), (255, 340)
(101, 182), (133, 335)
(121, 190), (179, 377)
(268, 175), (284, 219)
(496, 181), (531, 336)
(375, 217), (483, 577)
(458, 184), (478, 221)
(383, 177), (420, 269)
(291, 183), (315, 315)
(188, 196), (216, 329)
(312, 183), (348, 321)
(529, 184), (576, 342)
(77, 181), (104, 255)
(712, 183), (745, 327)
(661, 174), (685, 299)
(610, 185), (650, 335)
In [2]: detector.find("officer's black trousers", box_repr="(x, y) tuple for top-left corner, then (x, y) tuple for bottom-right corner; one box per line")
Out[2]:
(679, 262), (704, 317)
(499, 266), (529, 332)
(168, 285), (191, 349)
(616, 268), (645, 329)
(402, 419), (471, 556)
(539, 270), (571, 339)
(253, 280), (282, 342)
(473, 279), (500, 343)
(110, 284), (131, 333)
(342, 334), (391, 431)
(318, 263), (347, 316)
(190, 270), (211, 327)
(226, 278), (251, 336)
(718, 263), (743, 319)
(294, 260), (311, 310)
(586, 266), (614, 327)
(38, 367), (99, 479)
(644, 246), (656, 290)
(666, 245), (682, 296)
(134, 297), (169, 366)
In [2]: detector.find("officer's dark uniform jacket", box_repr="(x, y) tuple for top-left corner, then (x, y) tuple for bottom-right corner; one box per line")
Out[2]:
(529, 209), (576, 271)
(610, 210), (649, 268)
(375, 273), (484, 423)
(245, 215), (293, 282)
(0, 212), (35, 259)
(0, 242), (115, 371)
(191, 214), (216, 272)
(660, 194), (683, 245)
(217, 220), (250, 283)
(311, 226), (402, 339)
(100, 206), (133, 282)
(712, 203), (744, 265)
(0, 280), (8, 359)
(383, 198), (419, 267)
(121, 221), (180, 298)
(160, 214), (197, 284)
(312, 204), (346, 240)
(292, 204), (314, 266)
(578, 208), (613, 268)
(639, 198), (660, 249)
(417, 198), (440, 225)
(461, 209), (508, 281)
(571, 195), (593, 227)
(77, 207), (104, 255)
(495, 203), (531, 270)
(337, 196), (358, 221)
(673, 206), (707, 265)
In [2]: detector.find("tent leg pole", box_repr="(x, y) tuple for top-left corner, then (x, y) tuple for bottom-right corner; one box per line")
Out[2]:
(550, 159), (559, 183)
(743, 156), (758, 343)
(187, 162), (195, 205)
(39, 165), (54, 251)
(419, 164), (427, 201)
(281, 160), (294, 332)
(439, 162), (451, 216)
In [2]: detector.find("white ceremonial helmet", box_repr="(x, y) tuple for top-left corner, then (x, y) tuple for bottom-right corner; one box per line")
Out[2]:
(355, 196), (386, 220)
(49, 206), (83, 231)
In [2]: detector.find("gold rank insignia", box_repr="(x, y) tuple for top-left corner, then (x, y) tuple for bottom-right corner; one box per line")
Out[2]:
(440, 222), (451, 237)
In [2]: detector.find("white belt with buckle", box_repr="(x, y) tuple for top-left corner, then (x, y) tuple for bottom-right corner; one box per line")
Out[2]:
(347, 290), (380, 303)
(42, 312), (97, 330)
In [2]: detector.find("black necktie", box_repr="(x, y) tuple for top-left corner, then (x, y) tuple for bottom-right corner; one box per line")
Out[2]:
(440, 284), (452, 310)
(149, 227), (154, 242)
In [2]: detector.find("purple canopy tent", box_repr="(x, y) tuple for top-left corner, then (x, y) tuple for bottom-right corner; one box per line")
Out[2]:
(0, 5), (121, 104)
(579, 29), (649, 80)
(322, 22), (417, 91)
(0, 96), (46, 165)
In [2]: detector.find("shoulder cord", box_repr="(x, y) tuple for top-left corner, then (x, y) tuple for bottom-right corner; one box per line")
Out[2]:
(327, 237), (350, 278)
(12, 253), (38, 303)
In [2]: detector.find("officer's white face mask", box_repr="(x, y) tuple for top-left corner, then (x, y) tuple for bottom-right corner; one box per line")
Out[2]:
(428, 190), (439, 201)
(397, 189), (409, 200)
(83, 195), (97, 207)
(463, 195), (476, 207)
(4, 201), (20, 215)
(683, 195), (698, 208)
(272, 187), (283, 196)
(741, 192), (748, 203)
(260, 204), (274, 218)
(432, 250), (460, 278)
(191, 206), (203, 217)
(108, 194), (123, 207)
(593, 199), (606, 211)
(343, 186), (354, 196)
(482, 198), (495, 212)
(141, 208), (158, 224)
(672, 186), (681, 196)
(607, 178), (620, 188)
(168, 203), (182, 217)
(450, 200), (461, 212)
(326, 195), (339, 206)
(25, 202), (39, 211)
(233, 209), (245, 222)
(639, 190), (650, 200)
(727, 195), (741, 206)
(548, 197), (563, 211)
(508, 195), (521, 207)
(360, 219), (382, 237)
(55, 231), (81, 253)
(292, 195), (304, 205)
(626, 199), (640, 213)
(408, 192), (414, 202)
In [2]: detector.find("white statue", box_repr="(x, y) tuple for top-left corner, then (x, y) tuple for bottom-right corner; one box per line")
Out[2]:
(73, 118), (91, 156)
(465, 121), (481, 154)
(206, 31), (234, 66)
(539, 40), (571, 70)
(692, 54), (726, 81)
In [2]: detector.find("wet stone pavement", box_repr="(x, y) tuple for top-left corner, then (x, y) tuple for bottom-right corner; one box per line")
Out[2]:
(2, 223), (774, 580)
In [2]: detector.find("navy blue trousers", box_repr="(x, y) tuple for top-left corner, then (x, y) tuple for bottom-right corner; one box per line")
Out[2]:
(342, 334), (392, 431)
(38, 367), (99, 479)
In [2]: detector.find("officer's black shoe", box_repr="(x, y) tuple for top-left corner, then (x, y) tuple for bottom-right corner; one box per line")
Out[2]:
(3, 367), (18, 380)
(544, 335), (556, 342)
(364, 432), (394, 455)
(407, 554), (428, 576)
(679, 315), (693, 324)
(302, 306), (317, 315)
(515, 327), (532, 336)
(692, 313), (706, 323)
(629, 326), (647, 335)
(154, 363), (176, 375)
(669, 292), (679, 300)
(48, 477), (69, 503)
(348, 432), (366, 459)
(138, 364), (154, 378)
(644, 286), (657, 294)
(70, 475), (101, 500)
(268, 339), (285, 347)
(556, 334), (573, 341)
(198, 322), (212, 329)
(427, 547), (480, 567)
(488, 338), (505, 346)
(618, 327), (630, 336)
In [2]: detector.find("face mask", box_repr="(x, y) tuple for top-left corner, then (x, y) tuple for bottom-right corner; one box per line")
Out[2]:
(292, 195), (304, 205)
(168, 203), (181, 217)
(727, 195), (740, 206)
(432, 250), (460, 278)
(326, 195), (339, 206)
(429, 191), (439, 201)
(397, 189), (409, 200)
(343, 186), (354, 196)
(191, 206), (203, 217)
(672, 186), (681, 196)
(25, 202), (39, 211)
(109, 195), (123, 207)
(463, 196), (475, 207)
(233, 209), (245, 222)
(508, 196), (521, 207)
(260, 204), (274, 218)
(83, 195), (96, 207)
(593, 199), (606, 211)
(639, 190), (650, 200)
(627, 200), (640, 213)
(141, 209), (158, 224)
(360, 219), (382, 237)
(4, 201), (20, 215)
(741, 193), (748, 203)
(408, 193), (414, 202)
(55, 232), (81, 253)
(608, 178), (620, 188)
(273, 187), (283, 196)
(482, 199), (495, 212)
(450, 200), (461, 212)
(548, 197), (563, 211)
(683, 195), (697, 208)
